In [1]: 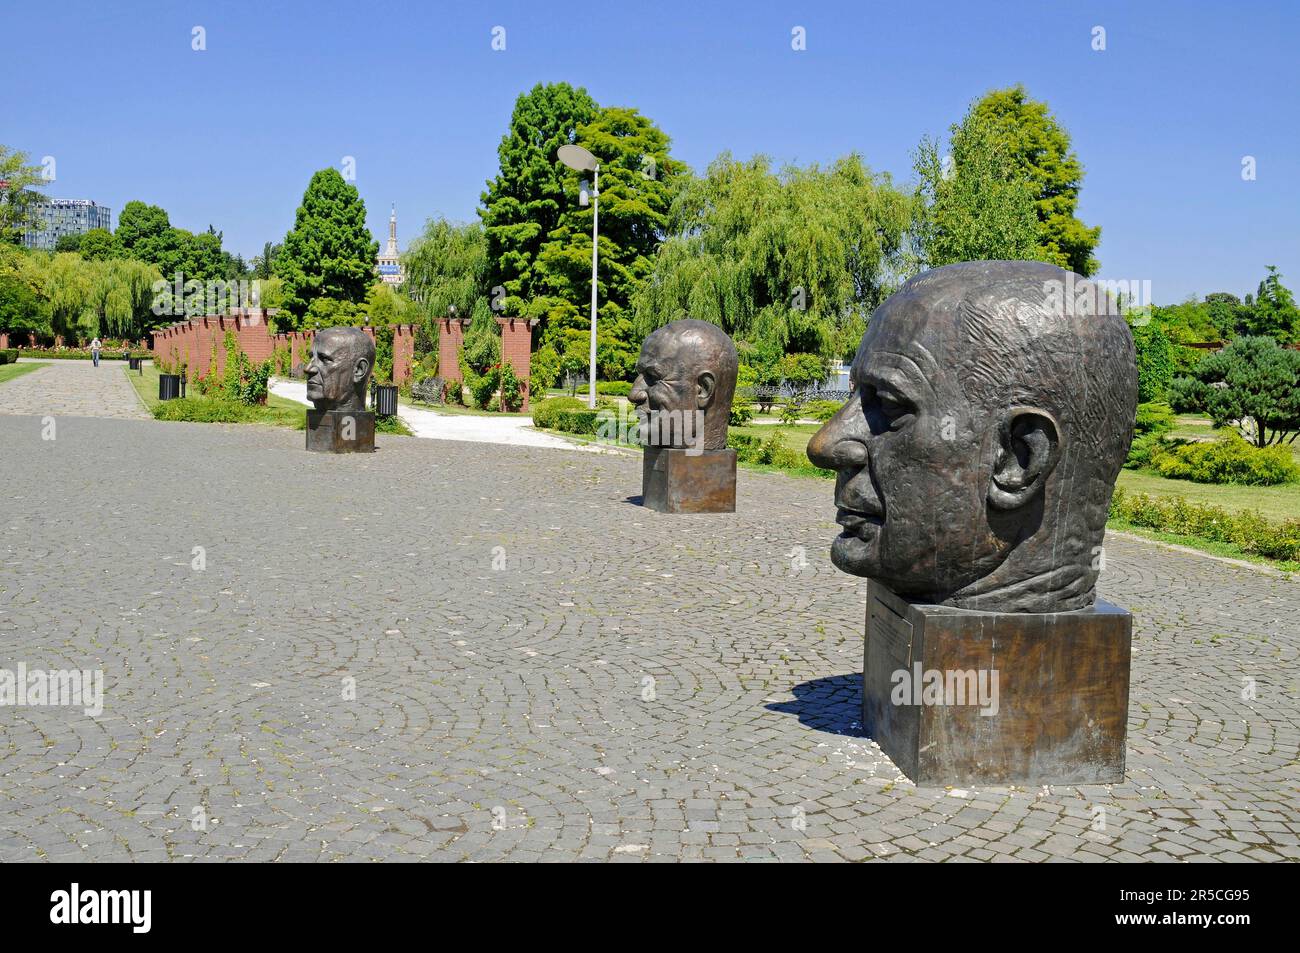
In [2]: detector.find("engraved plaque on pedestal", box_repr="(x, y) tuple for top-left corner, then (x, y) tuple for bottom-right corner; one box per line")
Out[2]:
(863, 579), (1132, 787)
(305, 409), (375, 453)
(641, 447), (736, 513)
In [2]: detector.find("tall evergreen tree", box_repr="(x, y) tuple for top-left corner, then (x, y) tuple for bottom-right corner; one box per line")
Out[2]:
(480, 83), (600, 318)
(274, 168), (378, 327)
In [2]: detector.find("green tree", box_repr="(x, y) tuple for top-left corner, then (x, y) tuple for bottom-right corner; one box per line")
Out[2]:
(529, 105), (687, 349)
(403, 218), (490, 321)
(274, 168), (378, 327)
(635, 153), (913, 362)
(54, 234), (82, 253)
(0, 146), (48, 242)
(77, 228), (120, 261)
(1171, 336), (1300, 447)
(1244, 266), (1300, 343)
(1131, 323), (1175, 403)
(0, 247), (49, 337)
(250, 241), (282, 280)
(966, 85), (1101, 275)
(913, 112), (1043, 269)
(480, 83), (600, 318)
(115, 201), (175, 265)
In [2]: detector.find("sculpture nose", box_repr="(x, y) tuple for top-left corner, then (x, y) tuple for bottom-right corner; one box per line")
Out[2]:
(806, 394), (870, 469)
(629, 375), (647, 405)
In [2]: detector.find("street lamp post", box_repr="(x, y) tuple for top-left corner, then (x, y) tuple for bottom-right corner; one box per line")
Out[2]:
(557, 144), (600, 409)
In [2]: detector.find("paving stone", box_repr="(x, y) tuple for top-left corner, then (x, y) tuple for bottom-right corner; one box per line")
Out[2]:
(0, 410), (1295, 862)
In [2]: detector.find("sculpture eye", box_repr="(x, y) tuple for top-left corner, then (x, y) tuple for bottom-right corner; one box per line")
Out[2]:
(861, 386), (913, 429)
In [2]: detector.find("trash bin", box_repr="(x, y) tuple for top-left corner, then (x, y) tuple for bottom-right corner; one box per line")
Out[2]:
(373, 384), (398, 416)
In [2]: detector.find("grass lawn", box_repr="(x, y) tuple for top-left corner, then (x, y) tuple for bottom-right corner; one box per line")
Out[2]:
(126, 364), (312, 428)
(1116, 469), (1300, 522)
(731, 422), (820, 454)
(0, 361), (48, 386)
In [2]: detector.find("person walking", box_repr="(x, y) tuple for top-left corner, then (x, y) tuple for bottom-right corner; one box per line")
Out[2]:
(90, 337), (101, 368)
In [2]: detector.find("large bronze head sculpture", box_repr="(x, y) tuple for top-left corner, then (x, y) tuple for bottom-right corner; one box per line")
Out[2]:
(304, 327), (375, 414)
(807, 261), (1138, 613)
(629, 319), (738, 452)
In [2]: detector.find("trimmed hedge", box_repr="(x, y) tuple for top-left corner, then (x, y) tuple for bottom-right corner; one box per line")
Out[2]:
(596, 381), (632, 397)
(532, 397), (589, 430)
(14, 348), (149, 361)
(1109, 488), (1300, 562)
(0, 349), (17, 365)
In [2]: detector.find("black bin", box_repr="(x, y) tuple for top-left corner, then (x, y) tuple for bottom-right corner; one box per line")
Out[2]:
(159, 373), (182, 401)
(374, 384), (398, 416)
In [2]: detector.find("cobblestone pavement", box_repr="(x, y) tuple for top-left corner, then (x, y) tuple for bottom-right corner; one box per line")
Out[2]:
(0, 362), (149, 420)
(1, 413), (1296, 862)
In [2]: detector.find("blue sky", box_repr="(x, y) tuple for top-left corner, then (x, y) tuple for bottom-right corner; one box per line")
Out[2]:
(4, 0), (1296, 303)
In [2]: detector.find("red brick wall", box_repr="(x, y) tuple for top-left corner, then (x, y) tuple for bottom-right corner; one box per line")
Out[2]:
(151, 314), (416, 383)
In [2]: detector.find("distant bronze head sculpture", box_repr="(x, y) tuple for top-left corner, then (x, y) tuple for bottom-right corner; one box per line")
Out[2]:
(629, 319), (738, 452)
(305, 327), (375, 414)
(807, 261), (1138, 613)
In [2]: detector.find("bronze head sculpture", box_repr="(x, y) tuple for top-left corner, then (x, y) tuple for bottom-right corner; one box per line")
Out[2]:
(304, 327), (375, 414)
(629, 319), (738, 452)
(807, 261), (1138, 614)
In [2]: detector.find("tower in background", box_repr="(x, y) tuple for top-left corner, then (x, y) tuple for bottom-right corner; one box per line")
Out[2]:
(377, 204), (404, 286)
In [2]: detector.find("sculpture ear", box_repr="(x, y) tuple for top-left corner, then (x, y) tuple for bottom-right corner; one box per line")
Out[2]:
(988, 407), (1062, 511)
(353, 356), (371, 384)
(696, 370), (716, 408)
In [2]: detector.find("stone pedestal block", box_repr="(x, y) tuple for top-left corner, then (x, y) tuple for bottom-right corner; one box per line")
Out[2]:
(306, 409), (375, 453)
(641, 447), (736, 513)
(863, 580), (1131, 787)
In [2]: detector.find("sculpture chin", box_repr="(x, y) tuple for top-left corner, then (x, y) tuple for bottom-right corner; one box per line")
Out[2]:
(829, 532), (877, 578)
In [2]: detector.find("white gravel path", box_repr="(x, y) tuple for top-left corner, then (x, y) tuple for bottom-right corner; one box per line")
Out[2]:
(270, 378), (613, 452)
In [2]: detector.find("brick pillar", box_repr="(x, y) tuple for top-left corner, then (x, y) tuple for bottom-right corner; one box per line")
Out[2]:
(1, 333), (9, 349)
(393, 324), (416, 382)
(495, 316), (537, 410)
(437, 317), (469, 382)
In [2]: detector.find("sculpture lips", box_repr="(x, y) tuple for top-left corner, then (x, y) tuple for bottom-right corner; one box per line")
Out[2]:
(836, 505), (883, 536)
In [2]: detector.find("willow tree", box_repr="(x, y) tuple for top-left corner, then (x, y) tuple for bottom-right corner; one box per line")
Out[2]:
(402, 218), (490, 321)
(634, 153), (913, 363)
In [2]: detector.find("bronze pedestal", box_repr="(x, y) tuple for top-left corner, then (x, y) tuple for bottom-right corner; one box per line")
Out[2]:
(863, 580), (1131, 787)
(305, 409), (375, 453)
(641, 447), (736, 513)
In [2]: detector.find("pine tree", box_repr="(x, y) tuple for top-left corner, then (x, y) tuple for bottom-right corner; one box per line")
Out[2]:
(275, 168), (378, 327)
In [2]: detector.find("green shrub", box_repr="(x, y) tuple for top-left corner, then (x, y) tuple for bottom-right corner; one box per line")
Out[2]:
(1125, 402), (1179, 468)
(153, 398), (257, 423)
(1134, 401), (1175, 438)
(780, 401), (804, 425)
(553, 409), (600, 435)
(1110, 488), (1300, 561)
(533, 396), (588, 429)
(500, 362), (523, 411)
(1151, 434), (1299, 486)
(596, 380), (632, 397)
(0, 349), (17, 364)
(805, 399), (843, 422)
(468, 366), (500, 409)
(444, 378), (465, 405)
(530, 345), (561, 391)
(729, 402), (754, 426)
